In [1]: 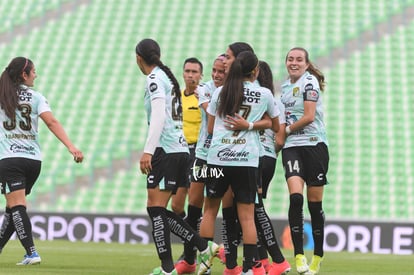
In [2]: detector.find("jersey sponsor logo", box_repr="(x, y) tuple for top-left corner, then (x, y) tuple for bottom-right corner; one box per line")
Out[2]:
(217, 148), (249, 162)
(243, 88), (261, 104)
(179, 135), (188, 146)
(149, 73), (156, 79)
(284, 101), (295, 108)
(304, 83), (314, 91)
(18, 90), (33, 102)
(149, 82), (158, 92)
(9, 143), (36, 155)
(221, 138), (246, 145)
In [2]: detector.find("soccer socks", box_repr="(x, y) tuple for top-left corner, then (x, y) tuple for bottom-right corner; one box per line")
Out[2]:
(182, 205), (202, 264)
(255, 204), (285, 263)
(11, 205), (36, 256)
(165, 209), (208, 252)
(308, 201), (325, 257)
(147, 206), (174, 272)
(222, 206), (239, 269)
(0, 207), (14, 250)
(289, 193), (304, 256)
(242, 243), (257, 272)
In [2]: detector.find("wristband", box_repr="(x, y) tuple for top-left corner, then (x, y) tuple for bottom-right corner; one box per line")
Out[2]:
(248, 122), (254, 130)
(286, 125), (292, 135)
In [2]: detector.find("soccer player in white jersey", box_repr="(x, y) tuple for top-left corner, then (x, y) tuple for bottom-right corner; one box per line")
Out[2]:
(175, 54), (226, 275)
(254, 61), (291, 275)
(135, 39), (219, 275)
(225, 60), (291, 275)
(0, 57), (84, 265)
(280, 47), (329, 275)
(203, 51), (280, 274)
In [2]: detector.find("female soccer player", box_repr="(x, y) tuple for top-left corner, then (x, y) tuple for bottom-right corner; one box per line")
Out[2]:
(0, 57), (83, 265)
(203, 50), (280, 274)
(135, 38), (219, 275)
(281, 47), (329, 275)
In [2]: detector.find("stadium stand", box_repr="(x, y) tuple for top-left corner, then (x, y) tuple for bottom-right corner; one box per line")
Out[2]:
(0, 0), (413, 221)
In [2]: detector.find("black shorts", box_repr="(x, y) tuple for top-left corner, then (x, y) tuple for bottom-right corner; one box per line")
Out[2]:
(0, 157), (41, 195)
(190, 158), (208, 183)
(205, 165), (258, 204)
(258, 156), (276, 199)
(146, 148), (190, 193)
(183, 145), (197, 187)
(281, 142), (329, 186)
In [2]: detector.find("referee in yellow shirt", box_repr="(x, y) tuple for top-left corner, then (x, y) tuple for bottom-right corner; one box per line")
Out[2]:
(171, 57), (203, 220)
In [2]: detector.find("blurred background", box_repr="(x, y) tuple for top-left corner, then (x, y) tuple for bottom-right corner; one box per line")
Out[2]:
(0, 0), (413, 223)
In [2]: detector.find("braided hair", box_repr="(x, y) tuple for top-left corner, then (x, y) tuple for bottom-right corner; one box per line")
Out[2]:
(135, 39), (182, 110)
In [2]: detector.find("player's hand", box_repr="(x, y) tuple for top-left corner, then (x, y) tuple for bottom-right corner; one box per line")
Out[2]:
(140, 153), (152, 174)
(223, 113), (248, 130)
(69, 146), (84, 163)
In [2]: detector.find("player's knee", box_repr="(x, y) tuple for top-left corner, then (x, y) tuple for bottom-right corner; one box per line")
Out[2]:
(290, 193), (304, 208)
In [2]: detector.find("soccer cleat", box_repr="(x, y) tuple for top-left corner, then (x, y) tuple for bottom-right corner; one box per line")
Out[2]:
(175, 259), (196, 274)
(252, 262), (266, 275)
(223, 265), (243, 275)
(217, 245), (226, 264)
(175, 252), (186, 264)
(197, 241), (220, 275)
(16, 251), (41, 265)
(259, 258), (270, 273)
(295, 254), (309, 274)
(150, 267), (178, 275)
(304, 255), (323, 275)
(268, 260), (291, 275)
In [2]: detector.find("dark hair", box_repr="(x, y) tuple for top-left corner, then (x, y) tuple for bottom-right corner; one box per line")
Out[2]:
(228, 42), (254, 57)
(136, 39), (182, 116)
(0, 57), (33, 119)
(286, 47), (325, 91)
(183, 57), (203, 74)
(217, 51), (258, 118)
(257, 60), (274, 95)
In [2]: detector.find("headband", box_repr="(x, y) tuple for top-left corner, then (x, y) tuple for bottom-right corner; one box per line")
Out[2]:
(22, 58), (28, 73)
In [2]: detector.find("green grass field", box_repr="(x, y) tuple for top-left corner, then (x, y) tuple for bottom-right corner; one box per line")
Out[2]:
(0, 239), (412, 274)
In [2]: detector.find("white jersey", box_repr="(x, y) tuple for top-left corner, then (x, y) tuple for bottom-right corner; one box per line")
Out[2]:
(143, 66), (189, 154)
(207, 81), (280, 167)
(0, 85), (51, 160)
(280, 71), (328, 148)
(260, 97), (286, 158)
(195, 80), (216, 160)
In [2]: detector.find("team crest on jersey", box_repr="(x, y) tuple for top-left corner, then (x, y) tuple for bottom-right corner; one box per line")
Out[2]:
(293, 87), (300, 97)
(149, 82), (158, 92)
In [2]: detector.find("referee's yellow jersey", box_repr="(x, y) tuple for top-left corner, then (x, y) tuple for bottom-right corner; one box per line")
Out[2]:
(182, 89), (201, 144)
